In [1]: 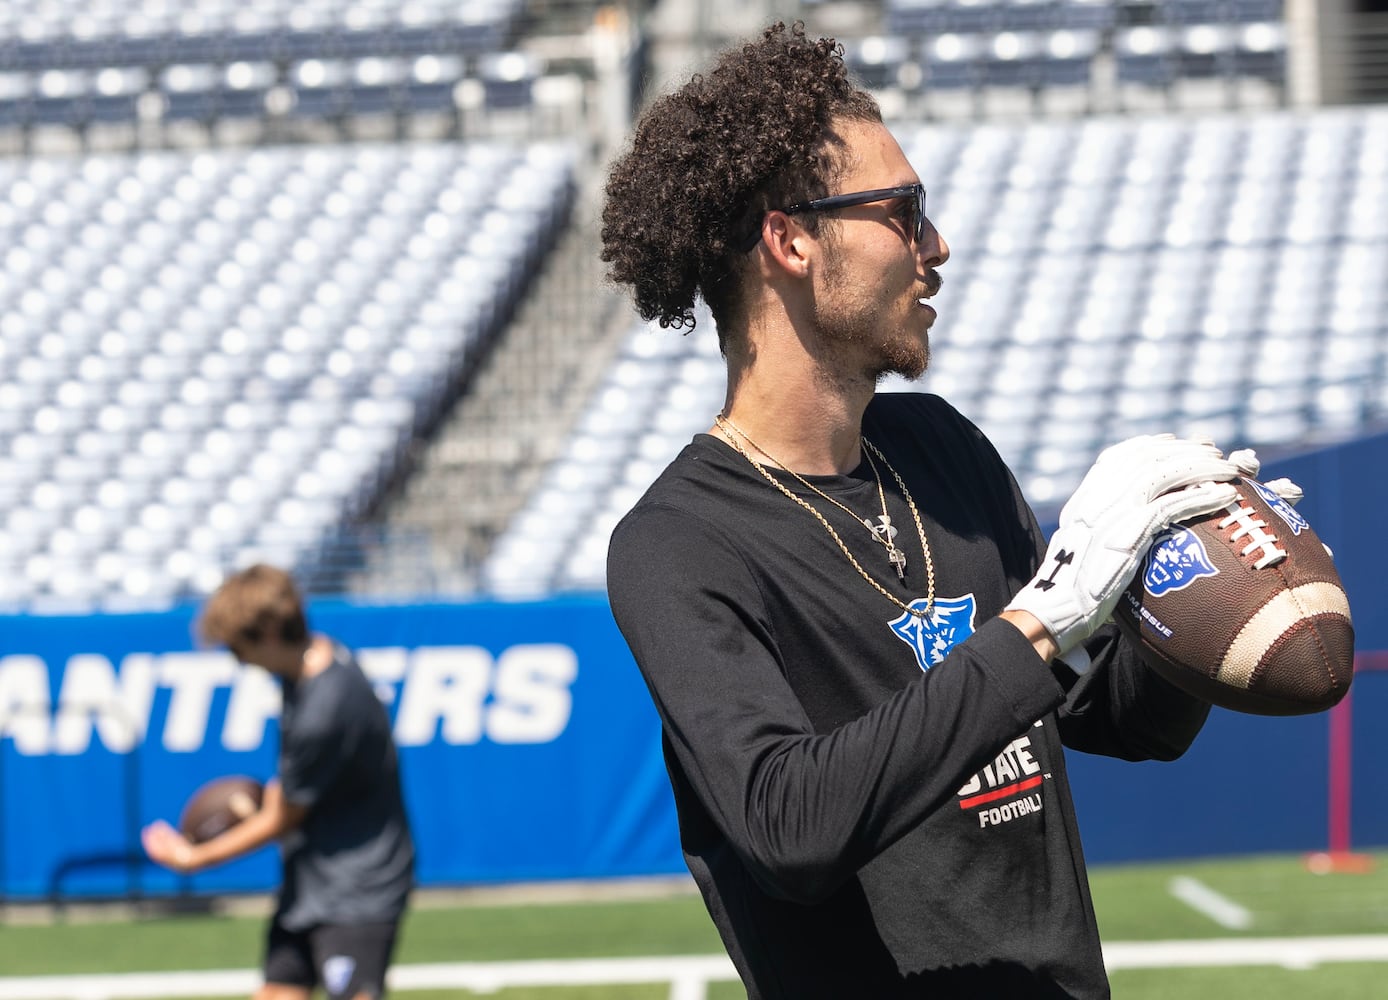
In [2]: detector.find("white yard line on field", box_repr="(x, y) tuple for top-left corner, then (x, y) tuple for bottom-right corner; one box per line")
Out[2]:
(1169, 874), (1255, 930)
(8, 939), (1388, 1000)
(1104, 935), (1388, 971)
(0, 958), (741, 1000)
(388, 955), (739, 991)
(0, 971), (259, 1000)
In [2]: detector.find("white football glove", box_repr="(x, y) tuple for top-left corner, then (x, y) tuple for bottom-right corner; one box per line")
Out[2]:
(1006, 435), (1245, 656)
(1224, 446), (1306, 508)
(1261, 477), (1304, 507)
(1227, 447), (1262, 478)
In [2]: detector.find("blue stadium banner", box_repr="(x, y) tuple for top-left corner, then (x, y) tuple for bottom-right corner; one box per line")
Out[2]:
(0, 596), (685, 900)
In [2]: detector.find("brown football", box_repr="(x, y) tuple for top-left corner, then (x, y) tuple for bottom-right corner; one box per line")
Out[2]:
(178, 775), (264, 844)
(1113, 478), (1354, 716)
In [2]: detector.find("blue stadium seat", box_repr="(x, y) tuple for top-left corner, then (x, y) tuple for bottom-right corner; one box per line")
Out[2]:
(885, 0), (955, 33)
(31, 69), (91, 126)
(1055, 0), (1117, 30)
(289, 59), (351, 119)
(335, 29), (393, 60)
(1113, 0), (1154, 27)
(1040, 29), (1099, 86)
(980, 31), (1045, 88)
(844, 36), (913, 91)
(89, 66), (147, 123)
(159, 63), (219, 122)
(217, 61), (276, 119)
(0, 71), (34, 128)
(345, 58), (411, 117)
(1157, 0), (1285, 24)
(947, 0), (1008, 32)
(10, 39), (59, 72)
(166, 28), (233, 66)
(403, 55), (464, 114)
(999, 0), (1058, 31)
(1228, 0), (1282, 21)
(1233, 22), (1286, 82)
(1115, 26), (1178, 86)
(1176, 24), (1236, 78)
(887, 0), (1012, 33)
(923, 34), (985, 90)
(477, 52), (539, 110)
(1157, 0), (1227, 25)
(107, 24), (170, 68)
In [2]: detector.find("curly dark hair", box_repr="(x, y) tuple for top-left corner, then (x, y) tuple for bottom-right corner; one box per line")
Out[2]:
(600, 22), (881, 336)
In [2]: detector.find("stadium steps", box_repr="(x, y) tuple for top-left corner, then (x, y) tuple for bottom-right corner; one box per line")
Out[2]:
(353, 162), (631, 594)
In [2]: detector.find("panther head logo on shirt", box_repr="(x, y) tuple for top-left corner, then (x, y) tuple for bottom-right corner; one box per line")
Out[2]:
(889, 594), (978, 672)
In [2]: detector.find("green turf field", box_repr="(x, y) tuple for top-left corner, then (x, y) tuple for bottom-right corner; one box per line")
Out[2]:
(2, 852), (1387, 998)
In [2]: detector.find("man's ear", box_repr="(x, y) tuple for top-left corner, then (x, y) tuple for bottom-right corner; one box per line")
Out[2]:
(758, 210), (812, 278)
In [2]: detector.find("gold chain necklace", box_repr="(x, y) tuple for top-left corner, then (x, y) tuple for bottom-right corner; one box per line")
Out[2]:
(715, 414), (936, 619)
(722, 417), (908, 574)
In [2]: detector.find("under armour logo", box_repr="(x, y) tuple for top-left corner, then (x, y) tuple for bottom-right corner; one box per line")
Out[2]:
(1034, 550), (1074, 592)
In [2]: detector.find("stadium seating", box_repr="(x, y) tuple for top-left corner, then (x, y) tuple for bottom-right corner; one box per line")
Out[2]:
(0, 0), (525, 69)
(0, 1), (1292, 132)
(482, 105), (1388, 597)
(0, 140), (575, 610)
(879, 0), (1288, 103)
(0, 0), (532, 131)
(887, 0), (1118, 34)
(0, 4), (1353, 608)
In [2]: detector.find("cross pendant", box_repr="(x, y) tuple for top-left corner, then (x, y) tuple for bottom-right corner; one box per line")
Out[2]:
(888, 546), (907, 582)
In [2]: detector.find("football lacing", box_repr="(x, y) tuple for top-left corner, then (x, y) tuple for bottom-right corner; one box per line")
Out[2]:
(1218, 498), (1287, 569)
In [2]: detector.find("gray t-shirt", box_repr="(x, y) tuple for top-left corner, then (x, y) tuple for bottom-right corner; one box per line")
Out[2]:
(275, 641), (414, 930)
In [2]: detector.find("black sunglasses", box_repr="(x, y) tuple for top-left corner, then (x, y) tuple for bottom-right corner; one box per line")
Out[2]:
(740, 183), (927, 253)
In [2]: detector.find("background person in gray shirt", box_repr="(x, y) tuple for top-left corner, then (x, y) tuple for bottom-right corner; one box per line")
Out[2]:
(143, 563), (415, 1000)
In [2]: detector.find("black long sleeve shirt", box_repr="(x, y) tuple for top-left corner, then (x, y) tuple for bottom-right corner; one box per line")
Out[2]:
(607, 392), (1210, 999)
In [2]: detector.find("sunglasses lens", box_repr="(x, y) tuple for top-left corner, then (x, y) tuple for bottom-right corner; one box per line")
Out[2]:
(915, 187), (926, 243)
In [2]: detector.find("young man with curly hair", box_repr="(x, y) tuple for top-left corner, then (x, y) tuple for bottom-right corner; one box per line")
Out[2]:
(142, 564), (414, 1000)
(603, 22), (1268, 999)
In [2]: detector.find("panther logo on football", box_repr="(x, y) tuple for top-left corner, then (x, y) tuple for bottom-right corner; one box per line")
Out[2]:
(1143, 529), (1219, 596)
